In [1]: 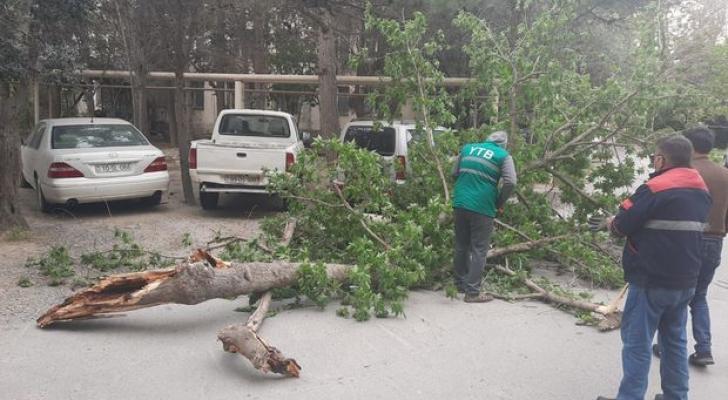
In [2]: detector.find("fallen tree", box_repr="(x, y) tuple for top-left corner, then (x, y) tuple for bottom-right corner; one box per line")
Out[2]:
(37, 234), (570, 328)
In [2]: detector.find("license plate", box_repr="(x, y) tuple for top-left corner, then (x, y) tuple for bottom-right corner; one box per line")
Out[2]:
(95, 163), (132, 173)
(224, 174), (262, 185)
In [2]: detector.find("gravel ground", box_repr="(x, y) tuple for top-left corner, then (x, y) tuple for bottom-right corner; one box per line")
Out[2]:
(0, 149), (280, 325)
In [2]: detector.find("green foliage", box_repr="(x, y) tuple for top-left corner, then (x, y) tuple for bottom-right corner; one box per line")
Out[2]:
(181, 233), (192, 248)
(25, 246), (75, 286)
(296, 262), (340, 308)
(17, 276), (33, 288)
(80, 229), (147, 272)
(27, 229), (179, 286)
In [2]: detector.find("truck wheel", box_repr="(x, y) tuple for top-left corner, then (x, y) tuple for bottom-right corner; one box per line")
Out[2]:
(200, 192), (219, 210)
(270, 194), (288, 211)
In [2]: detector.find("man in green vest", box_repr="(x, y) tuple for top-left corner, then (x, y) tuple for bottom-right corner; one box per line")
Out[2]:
(452, 131), (517, 302)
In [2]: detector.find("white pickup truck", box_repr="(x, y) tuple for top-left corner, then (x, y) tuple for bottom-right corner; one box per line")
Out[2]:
(189, 109), (309, 210)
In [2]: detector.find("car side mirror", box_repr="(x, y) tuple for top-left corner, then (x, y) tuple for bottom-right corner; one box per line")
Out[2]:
(301, 131), (313, 148)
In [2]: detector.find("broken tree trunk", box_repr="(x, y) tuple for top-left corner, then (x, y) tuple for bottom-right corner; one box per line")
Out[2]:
(37, 260), (350, 328)
(218, 291), (302, 377)
(216, 218), (301, 377)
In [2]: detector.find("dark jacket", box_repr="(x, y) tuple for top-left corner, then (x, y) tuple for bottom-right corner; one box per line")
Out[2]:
(692, 154), (728, 236)
(610, 167), (711, 289)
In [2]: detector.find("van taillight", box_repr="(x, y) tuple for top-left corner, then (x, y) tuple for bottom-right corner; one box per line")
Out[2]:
(189, 148), (197, 169)
(285, 152), (295, 172)
(48, 162), (84, 178)
(395, 155), (406, 180)
(144, 157), (168, 172)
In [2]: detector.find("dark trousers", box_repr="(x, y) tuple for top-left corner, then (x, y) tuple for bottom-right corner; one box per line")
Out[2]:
(690, 235), (723, 354)
(617, 285), (695, 400)
(453, 208), (494, 295)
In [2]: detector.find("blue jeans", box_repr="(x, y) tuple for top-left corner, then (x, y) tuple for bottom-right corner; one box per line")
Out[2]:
(690, 236), (723, 354)
(617, 285), (695, 400)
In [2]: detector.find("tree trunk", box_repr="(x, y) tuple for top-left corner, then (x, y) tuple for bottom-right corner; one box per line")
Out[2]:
(316, 8), (339, 138)
(211, 0), (229, 114)
(0, 82), (29, 232)
(250, 5), (269, 109)
(174, 74), (195, 204)
(37, 259), (351, 327)
(167, 89), (178, 147)
(131, 71), (148, 134)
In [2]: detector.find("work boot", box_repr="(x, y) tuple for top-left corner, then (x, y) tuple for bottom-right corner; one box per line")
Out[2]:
(689, 351), (715, 366)
(464, 292), (493, 303)
(652, 343), (661, 358)
(654, 394), (663, 400)
(595, 396), (615, 400)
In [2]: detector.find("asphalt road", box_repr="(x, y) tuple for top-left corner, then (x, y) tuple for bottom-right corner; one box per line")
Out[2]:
(2, 243), (726, 400)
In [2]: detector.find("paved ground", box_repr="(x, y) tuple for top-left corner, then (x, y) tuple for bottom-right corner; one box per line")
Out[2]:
(1, 254), (726, 399)
(1, 150), (726, 399)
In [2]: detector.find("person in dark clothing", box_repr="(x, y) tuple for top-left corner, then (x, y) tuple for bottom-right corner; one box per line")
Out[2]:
(653, 127), (728, 367)
(451, 131), (517, 303)
(594, 135), (711, 400)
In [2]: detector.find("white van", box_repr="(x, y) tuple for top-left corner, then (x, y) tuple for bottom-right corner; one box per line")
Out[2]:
(339, 120), (446, 182)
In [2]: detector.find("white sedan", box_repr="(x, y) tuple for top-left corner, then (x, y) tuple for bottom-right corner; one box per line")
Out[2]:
(21, 118), (170, 212)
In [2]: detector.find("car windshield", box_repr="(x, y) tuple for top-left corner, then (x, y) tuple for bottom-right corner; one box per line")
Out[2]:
(218, 115), (291, 138)
(343, 126), (396, 156)
(51, 124), (149, 149)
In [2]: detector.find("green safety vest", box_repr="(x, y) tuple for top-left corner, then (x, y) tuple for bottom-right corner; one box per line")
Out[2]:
(452, 141), (509, 217)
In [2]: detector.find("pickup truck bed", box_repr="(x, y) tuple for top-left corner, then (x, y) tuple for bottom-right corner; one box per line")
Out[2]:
(189, 109), (302, 210)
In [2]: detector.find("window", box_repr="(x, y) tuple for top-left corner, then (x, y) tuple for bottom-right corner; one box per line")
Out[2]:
(190, 81), (204, 110)
(218, 114), (291, 138)
(28, 124), (46, 149)
(337, 87), (350, 116)
(406, 128), (445, 144)
(51, 124), (149, 149)
(343, 126), (396, 156)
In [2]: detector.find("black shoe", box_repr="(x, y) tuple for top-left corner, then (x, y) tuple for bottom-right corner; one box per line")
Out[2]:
(596, 396), (615, 400)
(689, 351), (715, 366)
(464, 292), (494, 303)
(654, 394), (663, 400)
(652, 343), (661, 358)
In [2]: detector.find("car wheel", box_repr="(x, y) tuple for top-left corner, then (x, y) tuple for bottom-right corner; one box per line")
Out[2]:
(20, 174), (32, 188)
(35, 178), (52, 213)
(143, 192), (163, 207)
(200, 192), (219, 210)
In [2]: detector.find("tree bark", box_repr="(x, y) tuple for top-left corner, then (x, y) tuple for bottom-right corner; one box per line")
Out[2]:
(37, 259), (351, 327)
(114, 0), (149, 133)
(211, 0), (229, 114)
(174, 73), (195, 204)
(316, 7), (340, 138)
(250, 4), (269, 109)
(0, 82), (29, 232)
(218, 291), (302, 377)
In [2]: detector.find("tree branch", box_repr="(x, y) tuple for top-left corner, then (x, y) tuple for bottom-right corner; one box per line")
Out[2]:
(333, 183), (392, 250)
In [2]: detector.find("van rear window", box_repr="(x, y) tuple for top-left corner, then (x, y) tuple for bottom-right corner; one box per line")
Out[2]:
(343, 126), (396, 156)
